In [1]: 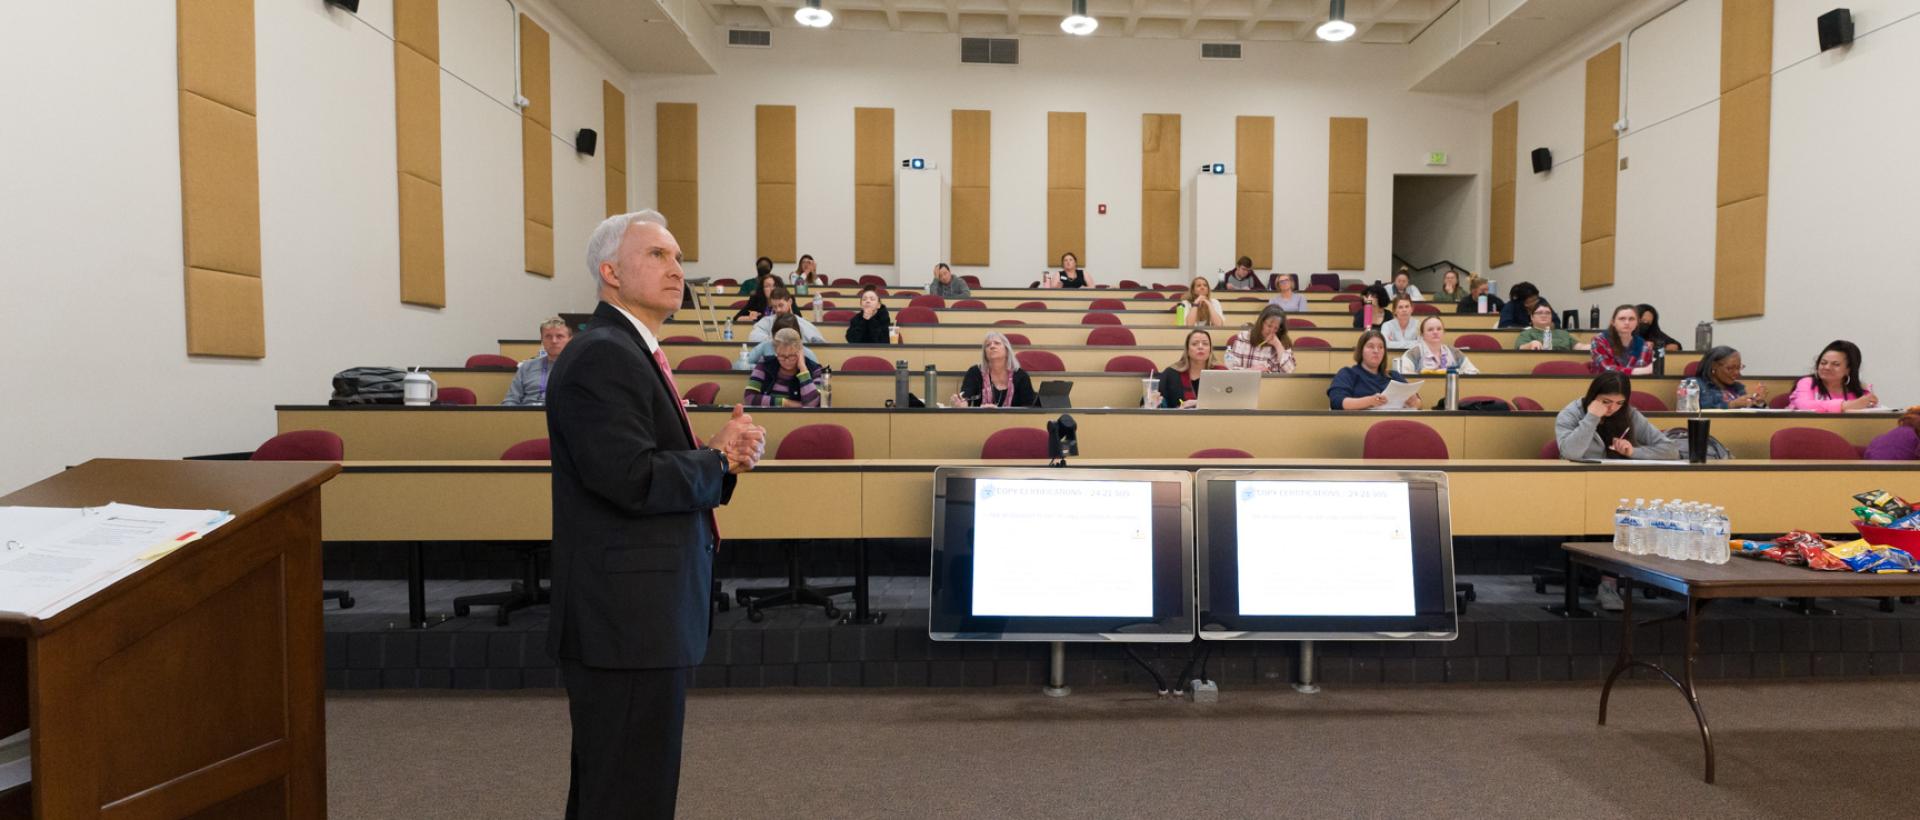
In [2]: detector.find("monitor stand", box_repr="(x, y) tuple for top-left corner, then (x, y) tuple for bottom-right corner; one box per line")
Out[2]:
(1292, 640), (1322, 694)
(1042, 641), (1071, 697)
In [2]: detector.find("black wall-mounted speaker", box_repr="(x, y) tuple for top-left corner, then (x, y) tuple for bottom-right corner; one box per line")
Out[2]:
(1530, 147), (1553, 174)
(1817, 9), (1854, 52)
(325, 0), (361, 13)
(575, 129), (598, 157)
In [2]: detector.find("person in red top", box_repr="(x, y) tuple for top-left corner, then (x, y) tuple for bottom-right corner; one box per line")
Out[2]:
(1156, 329), (1219, 408)
(1587, 304), (1656, 375)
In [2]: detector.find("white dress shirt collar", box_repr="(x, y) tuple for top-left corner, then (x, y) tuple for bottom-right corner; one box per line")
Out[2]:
(608, 302), (661, 355)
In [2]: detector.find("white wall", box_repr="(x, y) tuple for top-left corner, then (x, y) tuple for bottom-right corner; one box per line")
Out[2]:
(1489, 0), (1920, 402)
(0, 0), (626, 493)
(628, 31), (1487, 287)
(1391, 174), (1479, 270)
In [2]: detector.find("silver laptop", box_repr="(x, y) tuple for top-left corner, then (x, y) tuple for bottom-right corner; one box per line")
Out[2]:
(1196, 370), (1262, 410)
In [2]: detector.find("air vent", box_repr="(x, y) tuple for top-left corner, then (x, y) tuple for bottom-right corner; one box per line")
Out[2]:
(960, 37), (1019, 65)
(728, 29), (771, 48)
(1201, 43), (1241, 60)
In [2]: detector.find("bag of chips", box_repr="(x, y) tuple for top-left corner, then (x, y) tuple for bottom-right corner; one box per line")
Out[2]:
(1854, 506), (1897, 526)
(1827, 539), (1919, 573)
(1853, 490), (1913, 519)
(1891, 511), (1920, 531)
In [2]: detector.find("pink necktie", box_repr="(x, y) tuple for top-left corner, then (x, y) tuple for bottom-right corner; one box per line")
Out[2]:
(651, 347), (721, 550)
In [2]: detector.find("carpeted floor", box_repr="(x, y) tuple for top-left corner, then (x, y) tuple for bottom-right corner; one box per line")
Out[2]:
(326, 679), (1920, 819)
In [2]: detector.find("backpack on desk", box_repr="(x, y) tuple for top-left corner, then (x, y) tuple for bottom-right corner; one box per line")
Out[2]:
(329, 367), (406, 406)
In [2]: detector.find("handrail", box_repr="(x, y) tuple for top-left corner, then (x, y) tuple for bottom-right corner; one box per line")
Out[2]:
(1391, 254), (1473, 282)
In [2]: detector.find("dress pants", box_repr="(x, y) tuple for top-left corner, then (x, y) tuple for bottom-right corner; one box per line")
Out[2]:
(562, 660), (692, 820)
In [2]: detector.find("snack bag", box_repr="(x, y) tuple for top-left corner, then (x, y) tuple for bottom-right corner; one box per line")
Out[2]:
(1890, 511), (1920, 531)
(1853, 506), (1896, 526)
(1853, 490), (1913, 519)
(1829, 540), (1919, 573)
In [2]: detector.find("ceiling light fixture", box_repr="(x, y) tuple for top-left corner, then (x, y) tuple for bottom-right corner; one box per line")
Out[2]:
(1315, 0), (1355, 42)
(794, 0), (834, 28)
(1061, 0), (1098, 36)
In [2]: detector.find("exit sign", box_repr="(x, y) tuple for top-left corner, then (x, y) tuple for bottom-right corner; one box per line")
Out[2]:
(1426, 152), (1449, 166)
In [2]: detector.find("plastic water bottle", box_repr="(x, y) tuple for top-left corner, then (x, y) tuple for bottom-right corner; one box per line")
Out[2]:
(811, 293), (824, 324)
(1647, 499), (1670, 558)
(1710, 507), (1732, 564)
(736, 344), (752, 371)
(1612, 499), (1632, 552)
(1681, 503), (1703, 561)
(817, 368), (832, 408)
(722, 323), (734, 342)
(1626, 499), (1647, 554)
(1684, 378), (1701, 413)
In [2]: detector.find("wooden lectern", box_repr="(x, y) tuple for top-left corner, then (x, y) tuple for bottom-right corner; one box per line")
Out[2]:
(0, 459), (338, 819)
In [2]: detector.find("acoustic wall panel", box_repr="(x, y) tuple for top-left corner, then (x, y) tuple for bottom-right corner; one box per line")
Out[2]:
(756, 105), (797, 262)
(655, 102), (698, 260)
(1715, 0), (1773, 320)
(854, 107), (895, 265)
(1326, 117), (1367, 270)
(1235, 116), (1274, 269)
(177, 0), (263, 357)
(1489, 101), (1518, 269)
(519, 15), (553, 277)
(1045, 111), (1083, 266)
(603, 82), (627, 218)
(1579, 44), (1621, 290)
(1140, 114), (1181, 269)
(951, 110), (991, 266)
(394, 0), (444, 307)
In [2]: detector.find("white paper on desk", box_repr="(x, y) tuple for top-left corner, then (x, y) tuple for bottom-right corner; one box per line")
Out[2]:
(1367, 380), (1425, 411)
(0, 503), (231, 618)
(1570, 458), (1693, 466)
(0, 729), (27, 792)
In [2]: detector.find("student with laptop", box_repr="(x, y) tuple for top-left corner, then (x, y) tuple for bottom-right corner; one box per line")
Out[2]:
(952, 331), (1038, 408)
(1156, 330), (1219, 408)
(1328, 330), (1423, 410)
(1223, 305), (1296, 373)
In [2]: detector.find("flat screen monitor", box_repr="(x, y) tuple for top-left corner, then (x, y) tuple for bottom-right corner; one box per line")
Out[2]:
(1195, 469), (1457, 641)
(930, 467), (1194, 642)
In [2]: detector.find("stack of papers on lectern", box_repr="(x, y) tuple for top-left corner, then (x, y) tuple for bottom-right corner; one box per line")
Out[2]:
(0, 503), (232, 618)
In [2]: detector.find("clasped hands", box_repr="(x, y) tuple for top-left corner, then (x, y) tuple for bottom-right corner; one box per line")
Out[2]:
(708, 405), (767, 474)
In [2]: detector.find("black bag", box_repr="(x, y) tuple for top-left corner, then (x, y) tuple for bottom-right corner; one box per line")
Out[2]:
(1455, 399), (1511, 413)
(330, 367), (406, 406)
(1664, 428), (1732, 461)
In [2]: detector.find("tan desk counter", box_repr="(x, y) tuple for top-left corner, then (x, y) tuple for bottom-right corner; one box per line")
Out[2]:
(280, 405), (1897, 462)
(711, 300), (1504, 330)
(322, 459), (1920, 542)
(644, 320), (1517, 347)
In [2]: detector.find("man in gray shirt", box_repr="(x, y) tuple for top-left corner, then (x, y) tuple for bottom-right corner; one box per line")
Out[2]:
(926, 262), (970, 299)
(502, 317), (572, 405)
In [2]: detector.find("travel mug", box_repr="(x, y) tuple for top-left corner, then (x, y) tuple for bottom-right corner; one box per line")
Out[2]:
(1687, 418), (1711, 463)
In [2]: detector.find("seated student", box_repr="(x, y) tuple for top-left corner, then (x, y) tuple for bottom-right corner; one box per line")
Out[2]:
(789, 254), (828, 289)
(1497, 281), (1553, 328)
(1056, 251), (1090, 289)
(952, 332), (1037, 407)
(501, 317), (571, 406)
(1431, 268), (1468, 305)
(747, 314), (822, 368)
(1587, 304), (1656, 375)
(1515, 301), (1585, 351)
(743, 329), (825, 407)
(734, 272), (779, 323)
(1266, 273), (1307, 313)
(1555, 372), (1679, 460)
(1328, 331), (1423, 410)
(1179, 276), (1226, 328)
(1635, 304), (1683, 353)
(1396, 316), (1479, 375)
(746, 286), (828, 344)
(1378, 295), (1420, 350)
(1223, 304), (1296, 373)
(1689, 346), (1767, 409)
(1456, 275), (1504, 316)
(1865, 407), (1920, 461)
(1788, 340), (1879, 412)
(1349, 283), (1392, 329)
(1384, 267), (1423, 302)
(1156, 329), (1219, 409)
(1219, 257), (1266, 291)
(845, 284), (894, 344)
(927, 262), (971, 298)
(737, 257), (775, 294)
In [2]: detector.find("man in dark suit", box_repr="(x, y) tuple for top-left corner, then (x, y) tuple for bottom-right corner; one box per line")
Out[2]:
(546, 211), (765, 819)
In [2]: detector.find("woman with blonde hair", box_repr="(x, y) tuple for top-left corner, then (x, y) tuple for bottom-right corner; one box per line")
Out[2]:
(952, 331), (1037, 407)
(1156, 329), (1219, 409)
(1179, 276), (1226, 327)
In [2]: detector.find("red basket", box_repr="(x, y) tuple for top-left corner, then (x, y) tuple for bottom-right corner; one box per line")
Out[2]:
(1852, 523), (1920, 559)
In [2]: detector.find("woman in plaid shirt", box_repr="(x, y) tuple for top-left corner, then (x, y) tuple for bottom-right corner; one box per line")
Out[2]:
(1587, 304), (1656, 376)
(1223, 305), (1296, 373)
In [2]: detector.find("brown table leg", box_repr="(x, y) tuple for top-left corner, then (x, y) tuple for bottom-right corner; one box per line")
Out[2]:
(1597, 581), (1717, 783)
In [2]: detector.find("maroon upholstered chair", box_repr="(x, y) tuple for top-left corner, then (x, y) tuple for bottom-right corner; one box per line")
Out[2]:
(994, 319), (1026, 326)
(823, 309), (855, 323)
(1081, 312), (1123, 326)
(437, 387), (477, 405)
(832, 277), (859, 287)
(729, 299), (748, 310)
(897, 306), (940, 325)
(1017, 301), (1048, 309)
(962, 275), (982, 288)
(1016, 350), (1066, 372)
(776, 424), (856, 459)
(1104, 354), (1157, 374)
(1286, 317), (1316, 329)
(678, 354), (733, 372)
(1234, 296), (1265, 302)
(909, 294), (947, 309)
(1089, 298), (1127, 311)
(1133, 291), (1166, 300)
(1330, 293), (1361, 303)
(714, 278), (738, 287)
(857, 274), (887, 287)
(1683, 361), (1701, 377)
(981, 428), (1051, 459)
(1770, 392), (1792, 409)
(252, 430), (343, 462)
(953, 299), (988, 310)
(1628, 391), (1668, 413)
(1309, 273), (1341, 290)
(1191, 447), (1253, 459)
(1412, 303), (1441, 316)
(1086, 326), (1137, 346)
(1004, 333), (1032, 346)
(1454, 334), (1500, 351)
(1769, 427), (1861, 460)
(1293, 336), (1332, 349)
(1511, 395), (1545, 411)
(663, 335), (703, 343)
(501, 438), (551, 460)
(1459, 395), (1511, 411)
(1119, 279), (1142, 288)
(1531, 360), (1588, 375)
(1306, 284), (1336, 293)
(1362, 420), (1450, 460)
(1539, 439), (1561, 460)
(683, 382), (721, 405)
(1343, 283), (1367, 293)
(839, 355), (894, 373)
(466, 353), (518, 369)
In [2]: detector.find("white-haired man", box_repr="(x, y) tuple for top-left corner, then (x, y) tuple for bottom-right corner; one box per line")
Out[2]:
(545, 210), (765, 818)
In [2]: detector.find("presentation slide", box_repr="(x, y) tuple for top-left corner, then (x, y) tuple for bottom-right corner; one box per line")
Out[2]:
(970, 478), (1154, 618)
(1234, 480), (1416, 616)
